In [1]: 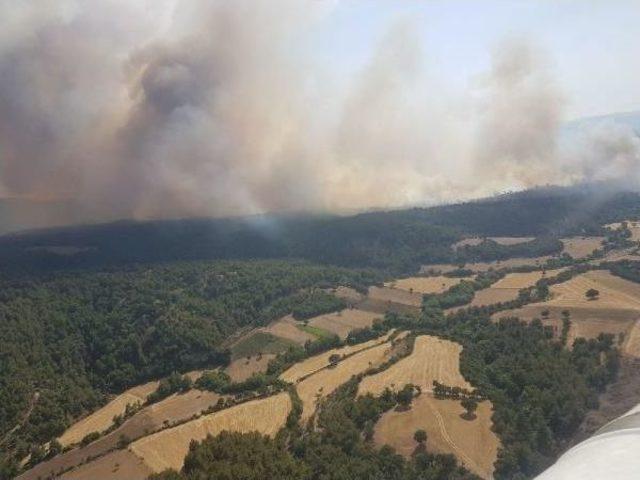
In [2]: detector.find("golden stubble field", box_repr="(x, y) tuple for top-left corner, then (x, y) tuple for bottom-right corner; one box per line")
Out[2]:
(130, 393), (291, 474)
(307, 309), (383, 339)
(358, 335), (472, 395)
(494, 270), (640, 356)
(374, 395), (498, 480)
(421, 256), (553, 275)
(294, 341), (394, 421)
(385, 276), (472, 295)
(560, 237), (604, 259)
(57, 381), (159, 447)
(259, 315), (316, 344)
(359, 335), (498, 479)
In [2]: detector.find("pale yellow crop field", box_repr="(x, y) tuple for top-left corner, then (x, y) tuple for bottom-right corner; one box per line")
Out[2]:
(130, 393), (291, 473)
(374, 395), (498, 480)
(386, 276), (470, 294)
(561, 237), (604, 258)
(358, 336), (471, 396)
(58, 381), (159, 447)
(259, 315), (315, 344)
(280, 331), (395, 384)
(296, 342), (392, 421)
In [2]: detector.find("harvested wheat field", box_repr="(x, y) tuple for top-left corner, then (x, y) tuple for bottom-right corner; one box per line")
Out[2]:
(561, 237), (604, 258)
(296, 342), (393, 421)
(386, 276), (471, 294)
(225, 354), (276, 382)
(58, 380), (159, 447)
(491, 269), (564, 289)
(374, 395), (498, 479)
(623, 320), (640, 357)
(451, 269), (567, 312)
(281, 331), (396, 383)
(424, 256), (553, 275)
(130, 393), (291, 474)
(307, 309), (382, 339)
(359, 336), (471, 395)
(18, 389), (221, 480)
(259, 315), (316, 344)
(368, 286), (423, 307)
(453, 238), (484, 249)
(60, 449), (152, 480)
(539, 270), (640, 311)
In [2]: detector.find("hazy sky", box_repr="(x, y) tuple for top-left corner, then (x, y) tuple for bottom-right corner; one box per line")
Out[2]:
(1, 0), (639, 229)
(320, 0), (640, 120)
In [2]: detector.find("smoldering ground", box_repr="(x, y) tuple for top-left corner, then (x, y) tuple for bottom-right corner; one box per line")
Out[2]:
(0, 0), (638, 229)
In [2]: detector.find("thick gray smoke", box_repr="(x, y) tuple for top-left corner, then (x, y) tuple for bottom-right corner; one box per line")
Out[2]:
(0, 0), (638, 229)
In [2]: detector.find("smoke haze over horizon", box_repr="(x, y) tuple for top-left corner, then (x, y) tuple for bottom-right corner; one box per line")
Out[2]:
(1, 0), (640, 231)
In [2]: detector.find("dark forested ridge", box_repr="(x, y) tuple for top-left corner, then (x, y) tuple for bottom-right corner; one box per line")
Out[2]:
(2, 185), (640, 275)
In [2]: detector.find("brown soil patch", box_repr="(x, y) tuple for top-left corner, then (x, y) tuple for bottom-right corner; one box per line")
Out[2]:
(561, 237), (604, 259)
(307, 309), (382, 339)
(368, 286), (423, 307)
(374, 395), (498, 479)
(60, 449), (152, 480)
(296, 342), (393, 421)
(259, 315), (316, 344)
(58, 381), (159, 447)
(225, 354), (276, 382)
(358, 336), (472, 395)
(130, 393), (291, 473)
(386, 276), (471, 295)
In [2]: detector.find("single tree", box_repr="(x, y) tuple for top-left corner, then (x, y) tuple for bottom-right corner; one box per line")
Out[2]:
(414, 429), (427, 445)
(461, 398), (478, 420)
(541, 309), (550, 319)
(396, 384), (415, 408)
(585, 288), (600, 301)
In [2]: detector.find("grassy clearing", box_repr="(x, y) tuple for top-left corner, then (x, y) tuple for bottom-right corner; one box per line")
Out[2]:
(231, 332), (297, 360)
(296, 323), (334, 340)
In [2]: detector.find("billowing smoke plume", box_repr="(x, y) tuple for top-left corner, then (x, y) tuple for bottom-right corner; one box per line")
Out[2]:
(0, 0), (638, 229)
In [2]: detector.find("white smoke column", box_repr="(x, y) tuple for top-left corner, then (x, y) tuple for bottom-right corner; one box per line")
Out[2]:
(473, 40), (565, 192)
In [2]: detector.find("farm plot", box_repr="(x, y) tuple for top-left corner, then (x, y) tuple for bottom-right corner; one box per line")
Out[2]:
(280, 331), (396, 383)
(493, 270), (640, 354)
(561, 237), (604, 258)
(18, 389), (221, 480)
(386, 276), (471, 295)
(449, 269), (566, 312)
(225, 354), (276, 382)
(330, 286), (365, 304)
(358, 336), (471, 395)
(259, 315), (316, 344)
(368, 286), (423, 307)
(60, 449), (152, 480)
(307, 309), (382, 339)
(422, 256), (553, 275)
(57, 380), (159, 447)
(230, 331), (297, 360)
(373, 395), (498, 480)
(295, 342), (393, 421)
(130, 393), (291, 474)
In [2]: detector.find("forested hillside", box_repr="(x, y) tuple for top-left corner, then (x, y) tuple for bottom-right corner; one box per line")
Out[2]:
(2, 185), (638, 275)
(0, 260), (379, 467)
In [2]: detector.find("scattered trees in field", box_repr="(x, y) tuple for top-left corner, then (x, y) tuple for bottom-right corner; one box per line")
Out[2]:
(585, 288), (600, 300)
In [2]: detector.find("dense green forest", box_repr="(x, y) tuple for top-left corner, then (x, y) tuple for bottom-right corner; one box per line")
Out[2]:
(0, 260), (380, 470)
